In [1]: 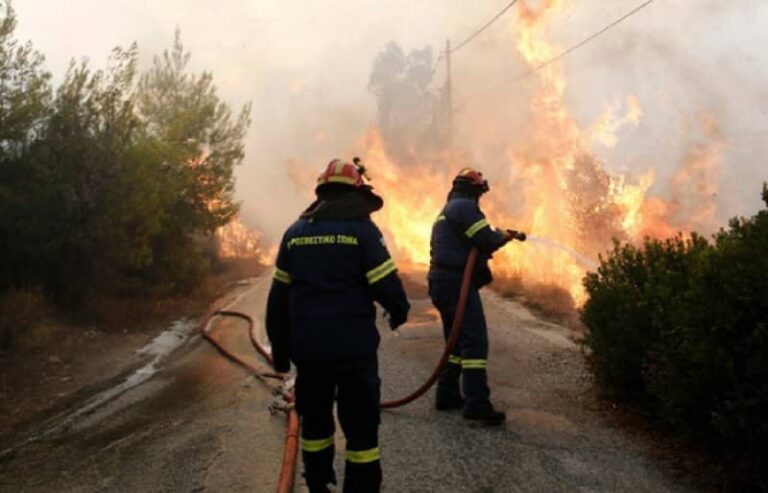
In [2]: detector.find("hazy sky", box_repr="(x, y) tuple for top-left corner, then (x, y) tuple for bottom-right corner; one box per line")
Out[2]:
(13, 0), (768, 238)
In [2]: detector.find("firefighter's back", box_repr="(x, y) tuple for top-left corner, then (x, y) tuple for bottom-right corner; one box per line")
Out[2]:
(282, 216), (383, 362)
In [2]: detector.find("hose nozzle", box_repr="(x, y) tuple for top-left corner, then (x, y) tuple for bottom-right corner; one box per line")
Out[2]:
(506, 229), (527, 242)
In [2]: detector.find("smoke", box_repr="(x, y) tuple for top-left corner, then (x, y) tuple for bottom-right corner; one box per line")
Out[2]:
(667, 115), (724, 234)
(448, 0), (767, 236)
(11, 0), (768, 247)
(368, 42), (439, 163)
(556, 0), (768, 220)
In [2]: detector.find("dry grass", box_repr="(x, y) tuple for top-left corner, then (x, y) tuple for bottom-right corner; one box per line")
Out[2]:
(1, 258), (266, 351)
(493, 276), (583, 329)
(88, 257), (266, 332)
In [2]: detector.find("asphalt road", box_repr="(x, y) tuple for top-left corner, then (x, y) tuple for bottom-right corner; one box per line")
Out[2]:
(0, 273), (690, 492)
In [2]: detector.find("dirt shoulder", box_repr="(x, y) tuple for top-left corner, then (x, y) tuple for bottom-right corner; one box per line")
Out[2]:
(0, 258), (264, 438)
(487, 280), (728, 492)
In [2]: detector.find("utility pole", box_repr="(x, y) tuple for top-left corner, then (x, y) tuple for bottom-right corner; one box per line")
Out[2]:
(445, 38), (454, 163)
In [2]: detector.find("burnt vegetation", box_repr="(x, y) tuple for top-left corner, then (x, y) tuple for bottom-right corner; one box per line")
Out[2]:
(0, 3), (250, 349)
(581, 185), (768, 490)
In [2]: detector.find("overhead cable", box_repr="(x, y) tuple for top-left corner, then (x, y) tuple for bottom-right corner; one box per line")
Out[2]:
(450, 0), (520, 54)
(477, 0), (657, 94)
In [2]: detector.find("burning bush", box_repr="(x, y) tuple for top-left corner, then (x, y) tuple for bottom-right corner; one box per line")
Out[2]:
(215, 218), (266, 260)
(581, 184), (768, 487)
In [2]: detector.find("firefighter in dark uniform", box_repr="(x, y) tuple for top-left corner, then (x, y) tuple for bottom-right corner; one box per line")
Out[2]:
(266, 159), (410, 493)
(429, 168), (524, 425)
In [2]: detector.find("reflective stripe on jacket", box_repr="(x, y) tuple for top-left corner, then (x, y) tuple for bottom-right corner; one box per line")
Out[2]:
(266, 217), (409, 371)
(428, 194), (507, 285)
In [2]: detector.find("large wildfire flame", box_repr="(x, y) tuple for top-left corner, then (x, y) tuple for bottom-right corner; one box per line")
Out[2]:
(224, 0), (723, 306)
(353, 0), (722, 304)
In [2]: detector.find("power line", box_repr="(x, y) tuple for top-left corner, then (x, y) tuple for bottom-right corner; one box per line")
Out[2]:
(432, 0), (518, 91)
(450, 0), (520, 54)
(477, 0), (656, 94)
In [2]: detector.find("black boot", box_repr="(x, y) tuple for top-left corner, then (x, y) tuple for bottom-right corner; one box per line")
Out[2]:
(435, 394), (464, 411)
(461, 367), (498, 424)
(462, 405), (506, 426)
(303, 447), (337, 492)
(306, 477), (337, 493)
(307, 484), (334, 493)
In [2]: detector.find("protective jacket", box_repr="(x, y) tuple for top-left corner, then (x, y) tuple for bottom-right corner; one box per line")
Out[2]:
(266, 186), (410, 372)
(428, 191), (508, 287)
(428, 188), (509, 417)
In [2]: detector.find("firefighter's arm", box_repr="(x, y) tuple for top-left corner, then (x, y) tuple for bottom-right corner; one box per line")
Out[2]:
(265, 237), (292, 373)
(359, 221), (410, 330)
(450, 201), (508, 254)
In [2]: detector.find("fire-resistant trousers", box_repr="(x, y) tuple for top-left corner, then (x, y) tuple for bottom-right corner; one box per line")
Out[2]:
(428, 279), (493, 414)
(295, 356), (382, 493)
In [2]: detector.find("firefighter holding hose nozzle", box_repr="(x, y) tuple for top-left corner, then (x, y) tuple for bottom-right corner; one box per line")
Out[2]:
(429, 168), (526, 426)
(266, 158), (410, 493)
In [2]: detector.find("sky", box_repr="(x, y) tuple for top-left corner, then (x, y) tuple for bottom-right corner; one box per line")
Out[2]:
(12, 0), (768, 239)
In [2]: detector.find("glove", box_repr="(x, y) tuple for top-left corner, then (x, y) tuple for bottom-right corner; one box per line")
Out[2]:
(505, 229), (527, 242)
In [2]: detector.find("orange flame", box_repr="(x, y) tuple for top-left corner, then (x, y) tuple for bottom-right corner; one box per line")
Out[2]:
(272, 0), (723, 307)
(215, 218), (274, 264)
(361, 130), (446, 267)
(348, 0), (722, 305)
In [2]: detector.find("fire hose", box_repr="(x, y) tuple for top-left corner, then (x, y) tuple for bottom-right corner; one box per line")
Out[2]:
(201, 232), (525, 491)
(201, 310), (299, 493)
(381, 230), (524, 408)
(380, 247), (478, 408)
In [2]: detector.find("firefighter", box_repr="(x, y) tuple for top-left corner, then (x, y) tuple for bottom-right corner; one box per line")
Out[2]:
(429, 167), (523, 425)
(266, 158), (410, 493)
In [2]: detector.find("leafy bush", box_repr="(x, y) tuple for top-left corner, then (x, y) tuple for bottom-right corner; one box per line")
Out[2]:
(0, 2), (250, 311)
(582, 185), (768, 486)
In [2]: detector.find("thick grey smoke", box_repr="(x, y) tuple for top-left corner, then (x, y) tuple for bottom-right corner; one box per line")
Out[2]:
(12, 0), (768, 242)
(368, 42), (439, 162)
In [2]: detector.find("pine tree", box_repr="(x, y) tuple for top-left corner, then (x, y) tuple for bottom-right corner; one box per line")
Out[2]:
(0, 1), (52, 290)
(0, 1), (51, 161)
(138, 29), (251, 235)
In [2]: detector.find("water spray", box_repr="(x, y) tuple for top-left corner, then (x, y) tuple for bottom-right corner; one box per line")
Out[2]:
(524, 235), (599, 270)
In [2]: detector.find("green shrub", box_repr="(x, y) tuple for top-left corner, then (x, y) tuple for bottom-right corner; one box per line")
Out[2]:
(582, 184), (768, 485)
(0, 8), (250, 309)
(582, 234), (707, 398)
